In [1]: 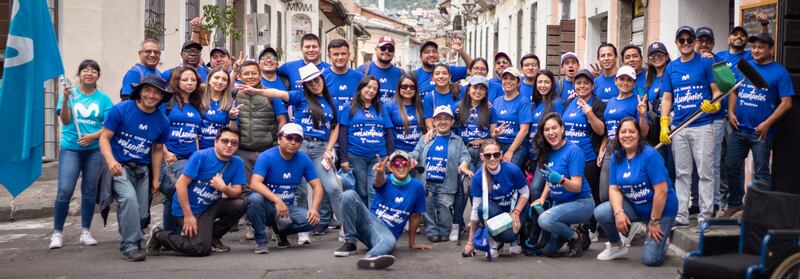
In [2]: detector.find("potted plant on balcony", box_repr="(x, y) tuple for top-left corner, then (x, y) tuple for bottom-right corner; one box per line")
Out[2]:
(198, 4), (242, 46)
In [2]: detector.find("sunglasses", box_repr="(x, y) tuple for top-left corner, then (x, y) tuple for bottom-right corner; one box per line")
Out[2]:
(363, 109), (374, 119)
(379, 45), (395, 53)
(392, 160), (410, 168)
(400, 84), (416, 90)
(219, 138), (239, 146)
(468, 107), (478, 122)
(677, 37), (694, 45)
(482, 152), (502, 159)
(283, 134), (303, 143)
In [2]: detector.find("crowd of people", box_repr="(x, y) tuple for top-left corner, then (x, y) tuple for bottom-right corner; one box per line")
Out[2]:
(47, 14), (795, 270)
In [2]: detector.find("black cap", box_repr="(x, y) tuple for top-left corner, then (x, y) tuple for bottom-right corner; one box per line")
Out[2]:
(675, 26), (695, 39)
(181, 41), (202, 51)
(494, 52), (511, 64)
(210, 47), (230, 57)
(730, 26), (748, 37)
(696, 26), (714, 41)
(420, 41), (438, 54)
(574, 69), (595, 82)
(748, 33), (774, 47)
(258, 47), (278, 60)
(647, 42), (669, 56)
(130, 74), (171, 102)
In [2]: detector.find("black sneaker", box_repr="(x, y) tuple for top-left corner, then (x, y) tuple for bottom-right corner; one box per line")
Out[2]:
(566, 230), (585, 257)
(334, 242), (357, 257)
(276, 234), (290, 249)
(312, 224), (329, 236)
(357, 254), (396, 270)
(211, 238), (231, 253)
(145, 226), (163, 256)
(427, 235), (441, 243)
(123, 249), (146, 262)
(579, 224), (591, 250)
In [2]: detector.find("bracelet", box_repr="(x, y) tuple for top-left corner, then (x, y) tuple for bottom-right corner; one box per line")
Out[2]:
(613, 209), (624, 216)
(512, 209), (521, 216)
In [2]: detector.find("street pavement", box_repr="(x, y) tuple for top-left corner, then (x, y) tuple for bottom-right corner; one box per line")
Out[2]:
(0, 205), (683, 279)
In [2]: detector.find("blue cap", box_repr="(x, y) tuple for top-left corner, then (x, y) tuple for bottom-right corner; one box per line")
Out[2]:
(467, 75), (489, 87)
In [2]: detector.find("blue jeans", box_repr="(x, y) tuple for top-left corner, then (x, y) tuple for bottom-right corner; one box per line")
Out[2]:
(296, 140), (342, 226)
(54, 148), (103, 231)
(594, 200), (675, 266)
(348, 153), (378, 206)
(246, 193), (312, 245)
(530, 163), (546, 201)
(340, 190), (396, 257)
(453, 175), (467, 228)
(538, 196), (595, 255)
(159, 159), (187, 233)
(499, 142), (527, 169)
(113, 164), (150, 253)
(424, 182), (456, 237)
(725, 129), (773, 209)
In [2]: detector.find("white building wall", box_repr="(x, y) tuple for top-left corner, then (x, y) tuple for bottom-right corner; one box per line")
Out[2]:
(583, 0), (609, 64)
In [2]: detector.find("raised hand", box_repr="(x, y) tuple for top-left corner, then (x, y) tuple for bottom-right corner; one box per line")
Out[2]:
(590, 63), (602, 76)
(493, 122), (510, 138)
(577, 98), (592, 114)
(637, 95), (648, 116)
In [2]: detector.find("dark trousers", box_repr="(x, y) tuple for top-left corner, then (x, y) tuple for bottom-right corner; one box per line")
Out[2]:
(154, 198), (246, 257)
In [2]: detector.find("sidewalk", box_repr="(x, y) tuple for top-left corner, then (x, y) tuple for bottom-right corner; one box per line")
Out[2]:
(0, 161), (66, 222)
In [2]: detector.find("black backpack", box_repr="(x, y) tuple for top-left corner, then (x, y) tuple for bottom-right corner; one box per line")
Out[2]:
(522, 201), (552, 256)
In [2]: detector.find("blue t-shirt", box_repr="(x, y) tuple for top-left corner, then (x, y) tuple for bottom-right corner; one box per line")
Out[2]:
(160, 103), (202, 159)
(456, 104), (497, 144)
(543, 141), (592, 203)
(604, 94), (639, 140)
(425, 135), (449, 182)
(558, 79), (576, 101)
(520, 81), (535, 101)
(385, 101), (423, 152)
(120, 64), (161, 97)
(278, 60), (331, 91)
(172, 148), (246, 216)
(563, 97), (598, 162)
(716, 49), (753, 78)
(459, 81), (503, 105)
(260, 76), (289, 91)
(594, 74), (619, 103)
(56, 88), (113, 150)
(733, 61), (796, 135)
(161, 64), (209, 83)
(470, 162), (528, 208)
(357, 63), (403, 104)
(635, 71), (647, 96)
(286, 90), (336, 141)
(423, 90), (460, 118)
(529, 99), (565, 158)
(371, 175), (427, 239)
(493, 94), (533, 144)
(415, 66), (468, 98)
(609, 146), (678, 219)
(252, 147), (318, 206)
(339, 105), (394, 157)
(103, 101), (170, 165)
(199, 99), (230, 150)
(661, 53), (717, 127)
(323, 69), (364, 113)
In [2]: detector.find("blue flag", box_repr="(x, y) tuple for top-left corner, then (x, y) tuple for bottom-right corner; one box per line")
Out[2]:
(0, 0), (64, 197)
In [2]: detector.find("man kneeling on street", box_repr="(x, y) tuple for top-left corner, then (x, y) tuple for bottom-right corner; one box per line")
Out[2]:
(146, 126), (247, 257)
(247, 123), (323, 253)
(334, 150), (431, 270)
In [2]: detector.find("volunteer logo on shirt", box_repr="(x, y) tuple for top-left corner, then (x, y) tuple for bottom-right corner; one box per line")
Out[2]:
(568, 112), (577, 117)
(283, 172), (291, 179)
(339, 85), (347, 91)
(608, 109), (617, 114)
(435, 145), (444, 151)
(74, 103), (100, 118)
(207, 109), (216, 115)
(187, 112), (195, 118)
(681, 74), (690, 81)
(605, 87), (611, 93)
(139, 124), (148, 130)
(492, 183), (501, 190)
(623, 171), (631, 178)
(500, 109), (507, 115)
(395, 196), (404, 203)
(380, 78), (387, 83)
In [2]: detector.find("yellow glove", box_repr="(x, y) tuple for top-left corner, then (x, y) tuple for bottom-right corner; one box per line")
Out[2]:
(659, 116), (671, 145)
(700, 100), (721, 113)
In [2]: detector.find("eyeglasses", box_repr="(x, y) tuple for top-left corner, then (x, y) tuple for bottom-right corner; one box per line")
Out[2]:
(140, 49), (161, 55)
(648, 53), (666, 60)
(392, 160), (409, 168)
(471, 66), (488, 72)
(495, 60), (510, 65)
(260, 55), (278, 61)
(379, 45), (395, 53)
(283, 134), (303, 143)
(482, 152), (502, 159)
(219, 138), (239, 146)
(677, 37), (694, 45)
(400, 84), (416, 90)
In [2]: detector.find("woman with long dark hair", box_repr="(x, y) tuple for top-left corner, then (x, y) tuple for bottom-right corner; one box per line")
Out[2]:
(528, 69), (566, 198)
(423, 64), (461, 131)
(338, 75), (395, 206)
(530, 113), (594, 257)
(50, 59), (114, 249)
(199, 67), (239, 149)
(385, 74), (425, 153)
(459, 58), (503, 102)
(644, 42), (675, 180)
(492, 67), (532, 169)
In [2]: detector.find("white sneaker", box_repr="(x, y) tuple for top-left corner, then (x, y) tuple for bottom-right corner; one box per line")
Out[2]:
(338, 229), (345, 242)
(597, 242), (629, 260)
(298, 232), (311, 245)
(621, 222), (644, 247)
(589, 230), (599, 243)
(79, 230), (98, 246)
(509, 242), (522, 255)
(245, 225), (255, 240)
(449, 224), (460, 242)
(49, 232), (63, 249)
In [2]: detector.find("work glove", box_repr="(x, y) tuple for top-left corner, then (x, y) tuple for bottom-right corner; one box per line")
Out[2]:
(539, 166), (565, 185)
(659, 116), (671, 145)
(700, 100), (721, 114)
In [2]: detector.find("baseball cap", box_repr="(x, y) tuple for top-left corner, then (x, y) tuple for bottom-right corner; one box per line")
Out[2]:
(675, 26), (695, 39)
(258, 47), (278, 60)
(616, 65), (637, 80)
(388, 150), (411, 162)
(501, 67), (521, 78)
(378, 36), (396, 47)
(494, 52), (511, 63)
(181, 41), (202, 51)
(560, 52), (578, 65)
(574, 69), (595, 82)
(696, 26), (715, 41)
(279, 123), (304, 137)
(647, 42), (669, 56)
(420, 40), (438, 54)
(210, 47), (230, 57)
(748, 33), (775, 47)
(467, 75), (489, 87)
(730, 26), (748, 37)
(433, 106), (454, 118)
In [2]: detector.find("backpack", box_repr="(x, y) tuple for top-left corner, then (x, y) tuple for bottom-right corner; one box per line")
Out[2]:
(522, 201), (552, 256)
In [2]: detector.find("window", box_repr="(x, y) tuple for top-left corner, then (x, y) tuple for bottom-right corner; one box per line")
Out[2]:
(561, 0), (571, 20)
(517, 10), (523, 58)
(185, 0), (200, 41)
(145, 0), (165, 48)
(277, 11), (282, 58)
(530, 3), (537, 54)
